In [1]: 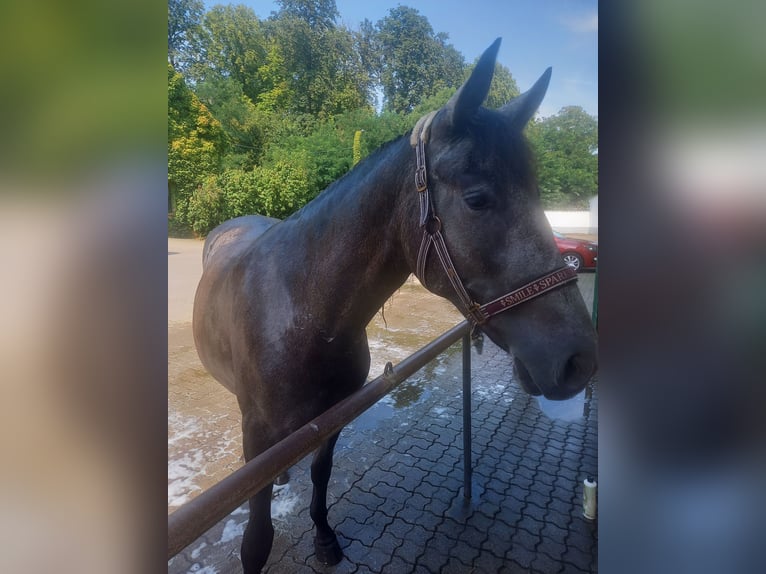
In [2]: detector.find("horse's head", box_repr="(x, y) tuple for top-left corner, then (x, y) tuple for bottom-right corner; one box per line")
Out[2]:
(402, 38), (597, 400)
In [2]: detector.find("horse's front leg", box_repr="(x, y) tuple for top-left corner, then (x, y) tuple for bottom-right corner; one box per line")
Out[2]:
(310, 431), (343, 565)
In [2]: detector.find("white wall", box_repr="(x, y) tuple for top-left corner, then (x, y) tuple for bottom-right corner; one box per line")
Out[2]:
(589, 196), (598, 232)
(544, 211), (591, 234)
(544, 196), (598, 235)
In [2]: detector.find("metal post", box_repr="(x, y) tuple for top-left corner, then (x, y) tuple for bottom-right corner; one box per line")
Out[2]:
(462, 333), (472, 499)
(592, 264), (598, 328)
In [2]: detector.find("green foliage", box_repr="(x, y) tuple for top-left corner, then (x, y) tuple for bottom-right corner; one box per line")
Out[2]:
(199, 5), (268, 101)
(409, 86), (456, 119)
(168, 65), (225, 232)
(374, 6), (465, 113)
(254, 160), (312, 218)
(276, 0), (338, 30)
(267, 119), (351, 198)
(527, 106), (598, 209)
(334, 108), (408, 158)
(186, 161), (312, 235)
(168, 0), (204, 71)
(168, 2), (597, 235)
(352, 130), (362, 166)
(267, 8), (370, 117)
(482, 62), (520, 109)
(186, 175), (230, 235)
(195, 75), (276, 170)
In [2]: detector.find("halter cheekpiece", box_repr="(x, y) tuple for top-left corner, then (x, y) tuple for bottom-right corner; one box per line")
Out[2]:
(410, 111), (578, 328)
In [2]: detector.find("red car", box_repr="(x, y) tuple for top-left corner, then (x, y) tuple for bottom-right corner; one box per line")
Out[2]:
(553, 230), (598, 271)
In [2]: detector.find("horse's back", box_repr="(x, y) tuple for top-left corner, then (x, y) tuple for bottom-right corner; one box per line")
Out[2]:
(202, 215), (281, 268)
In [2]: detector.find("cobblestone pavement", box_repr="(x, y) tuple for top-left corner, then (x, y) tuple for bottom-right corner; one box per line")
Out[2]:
(169, 338), (598, 574)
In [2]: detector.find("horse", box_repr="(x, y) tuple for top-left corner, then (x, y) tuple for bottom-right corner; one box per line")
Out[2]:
(193, 38), (597, 573)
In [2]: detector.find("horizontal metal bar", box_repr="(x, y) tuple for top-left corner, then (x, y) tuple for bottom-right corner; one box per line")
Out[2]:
(168, 320), (470, 559)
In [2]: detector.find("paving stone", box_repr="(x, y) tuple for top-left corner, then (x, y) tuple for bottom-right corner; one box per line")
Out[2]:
(498, 558), (535, 573)
(524, 493), (550, 516)
(513, 528), (541, 553)
(441, 556), (476, 574)
(449, 540), (480, 572)
(384, 555), (413, 573)
(544, 507), (572, 531)
(539, 536), (568, 563)
(355, 542), (390, 572)
(506, 541), (537, 569)
(530, 550), (565, 574)
(393, 524), (432, 565)
(562, 544), (593, 571)
(474, 551), (505, 572)
(546, 496), (575, 517)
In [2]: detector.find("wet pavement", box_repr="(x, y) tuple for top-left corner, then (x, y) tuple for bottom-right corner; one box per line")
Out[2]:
(169, 238), (598, 573)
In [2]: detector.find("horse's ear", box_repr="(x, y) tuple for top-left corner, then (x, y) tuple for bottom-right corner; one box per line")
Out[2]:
(500, 67), (552, 129)
(444, 38), (501, 129)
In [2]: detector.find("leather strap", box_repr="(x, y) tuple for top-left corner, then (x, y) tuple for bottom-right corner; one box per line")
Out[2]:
(478, 266), (577, 320)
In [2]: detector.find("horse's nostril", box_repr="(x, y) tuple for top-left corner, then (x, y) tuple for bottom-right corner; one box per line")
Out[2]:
(562, 351), (596, 390)
(563, 354), (581, 382)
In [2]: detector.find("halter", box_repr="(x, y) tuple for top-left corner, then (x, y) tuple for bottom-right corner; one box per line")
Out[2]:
(410, 111), (578, 328)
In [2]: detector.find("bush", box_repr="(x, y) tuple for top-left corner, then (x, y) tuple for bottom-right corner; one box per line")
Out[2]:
(184, 162), (313, 235)
(187, 176), (229, 236)
(252, 160), (311, 219)
(168, 212), (194, 238)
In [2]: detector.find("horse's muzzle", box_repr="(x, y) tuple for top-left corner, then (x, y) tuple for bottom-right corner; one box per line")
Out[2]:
(514, 347), (597, 401)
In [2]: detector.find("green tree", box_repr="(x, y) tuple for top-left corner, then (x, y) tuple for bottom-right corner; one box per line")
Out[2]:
(253, 39), (293, 112)
(268, 1), (370, 116)
(276, 0), (338, 29)
(195, 75), (277, 170)
(199, 5), (269, 102)
(253, 160), (312, 218)
(352, 130), (363, 166)
(527, 106), (598, 208)
(374, 6), (465, 113)
(168, 65), (225, 230)
(266, 119), (351, 198)
(480, 62), (520, 109)
(168, 0), (204, 71)
(334, 108), (409, 159)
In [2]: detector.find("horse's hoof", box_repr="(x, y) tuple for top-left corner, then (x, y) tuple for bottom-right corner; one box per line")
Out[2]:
(274, 471), (290, 486)
(314, 536), (343, 565)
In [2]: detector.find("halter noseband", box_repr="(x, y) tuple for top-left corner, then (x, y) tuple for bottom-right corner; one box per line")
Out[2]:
(410, 111), (578, 328)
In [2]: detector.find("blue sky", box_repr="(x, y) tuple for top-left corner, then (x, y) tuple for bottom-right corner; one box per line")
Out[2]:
(201, 1), (598, 118)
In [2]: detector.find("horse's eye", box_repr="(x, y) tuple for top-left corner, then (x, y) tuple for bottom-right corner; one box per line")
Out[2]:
(463, 191), (493, 210)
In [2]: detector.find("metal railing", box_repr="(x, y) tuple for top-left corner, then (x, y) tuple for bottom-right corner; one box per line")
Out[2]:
(168, 320), (474, 560)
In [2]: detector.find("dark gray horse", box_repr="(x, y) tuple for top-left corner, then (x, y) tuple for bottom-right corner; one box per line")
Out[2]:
(193, 39), (597, 573)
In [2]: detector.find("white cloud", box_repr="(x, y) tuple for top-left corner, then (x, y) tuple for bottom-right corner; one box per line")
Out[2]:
(564, 12), (598, 34)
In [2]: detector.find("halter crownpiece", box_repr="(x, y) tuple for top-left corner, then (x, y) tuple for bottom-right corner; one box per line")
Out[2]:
(410, 112), (578, 327)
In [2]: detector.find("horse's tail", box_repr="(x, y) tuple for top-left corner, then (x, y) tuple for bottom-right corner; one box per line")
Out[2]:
(202, 215), (281, 269)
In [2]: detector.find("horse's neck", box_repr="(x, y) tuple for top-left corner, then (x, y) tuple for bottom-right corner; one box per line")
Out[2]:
(288, 137), (416, 330)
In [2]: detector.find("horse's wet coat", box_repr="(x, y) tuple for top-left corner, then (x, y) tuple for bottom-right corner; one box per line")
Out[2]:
(193, 39), (597, 572)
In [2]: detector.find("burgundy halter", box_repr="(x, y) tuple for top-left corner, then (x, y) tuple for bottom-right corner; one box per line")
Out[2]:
(410, 111), (578, 328)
